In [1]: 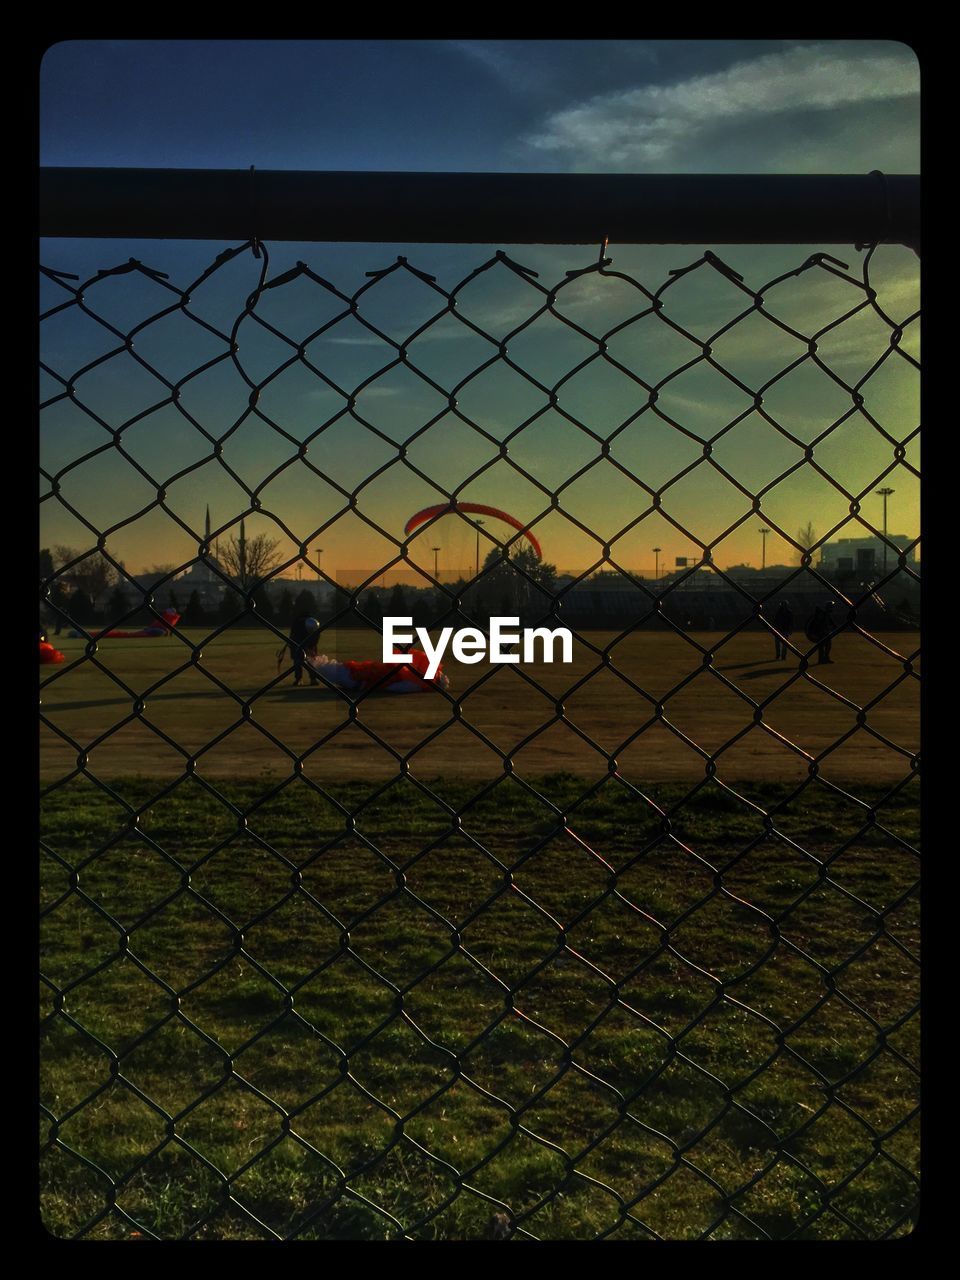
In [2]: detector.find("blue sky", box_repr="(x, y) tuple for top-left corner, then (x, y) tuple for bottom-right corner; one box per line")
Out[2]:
(40, 41), (920, 582)
(41, 39), (919, 174)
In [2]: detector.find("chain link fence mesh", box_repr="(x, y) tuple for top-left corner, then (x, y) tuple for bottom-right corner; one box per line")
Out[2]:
(40, 236), (920, 1240)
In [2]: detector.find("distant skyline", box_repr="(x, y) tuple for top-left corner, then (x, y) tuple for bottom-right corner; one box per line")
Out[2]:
(40, 40), (920, 580)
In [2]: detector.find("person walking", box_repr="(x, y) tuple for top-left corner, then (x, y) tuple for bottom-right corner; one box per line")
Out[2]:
(772, 599), (794, 660)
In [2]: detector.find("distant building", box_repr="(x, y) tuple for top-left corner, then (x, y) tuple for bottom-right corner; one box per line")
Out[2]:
(819, 535), (916, 575)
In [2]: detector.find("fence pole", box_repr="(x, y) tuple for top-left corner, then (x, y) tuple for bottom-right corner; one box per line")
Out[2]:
(40, 168), (920, 251)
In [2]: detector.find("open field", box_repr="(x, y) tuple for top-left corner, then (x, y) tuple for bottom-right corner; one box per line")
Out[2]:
(40, 625), (920, 786)
(40, 776), (919, 1240)
(40, 625), (920, 1239)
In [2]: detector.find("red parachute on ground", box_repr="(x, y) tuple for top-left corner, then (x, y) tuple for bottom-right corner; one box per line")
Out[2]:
(404, 502), (542, 561)
(308, 649), (448, 695)
(102, 607), (181, 639)
(39, 633), (64, 664)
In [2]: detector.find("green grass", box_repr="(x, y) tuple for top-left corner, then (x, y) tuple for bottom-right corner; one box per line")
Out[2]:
(40, 626), (921, 784)
(40, 773), (919, 1240)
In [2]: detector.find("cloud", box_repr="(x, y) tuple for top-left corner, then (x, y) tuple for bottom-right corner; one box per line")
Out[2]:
(324, 334), (390, 348)
(354, 385), (400, 399)
(523, 43), (919, 171)
(445, 40), (556, 94)
(447, 40), (518, 83)
(303, 383), (399, 401)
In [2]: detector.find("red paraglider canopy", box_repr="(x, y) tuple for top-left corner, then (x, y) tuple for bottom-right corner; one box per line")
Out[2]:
(102, 607), (181, 639)
(39, 639), (65, 665)
(404, 503), (542, 560)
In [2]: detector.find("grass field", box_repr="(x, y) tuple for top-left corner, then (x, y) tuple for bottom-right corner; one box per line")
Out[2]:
(40, 625), (920, 1239)
(40, 624), (920, 784)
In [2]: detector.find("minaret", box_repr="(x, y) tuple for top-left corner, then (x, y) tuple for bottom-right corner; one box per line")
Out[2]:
(205, 506), (212, 581)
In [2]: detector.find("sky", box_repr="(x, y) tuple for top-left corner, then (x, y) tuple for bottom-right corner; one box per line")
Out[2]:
(39, 40), (921, 584)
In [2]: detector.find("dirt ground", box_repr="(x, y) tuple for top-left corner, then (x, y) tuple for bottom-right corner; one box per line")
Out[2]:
(40, 625), (920, 786)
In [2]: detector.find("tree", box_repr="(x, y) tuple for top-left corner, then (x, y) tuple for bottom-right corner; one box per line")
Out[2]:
(327, 584), (351, 623)
(516, 546), (557, 593)
(361, 590), (383, 627)
(252, 583), (276, 622)
(52, 545), (118, 608)
(41, 548), (71, 632)
(293, 590), (318, 619)
(412, 597), (434, 630)
(388, 583), (409, 616)
(276, 588), (294, 628)
(217, 589), (245, 625)
(73, 555), (117, 608)
(183, 590), (207, 626)
(68, 588), (95, 624)
(218, 527), (283, 589)
(105, 584), (130, 625)
(796, 522), (818, 565)
(479, 546), (558, 618)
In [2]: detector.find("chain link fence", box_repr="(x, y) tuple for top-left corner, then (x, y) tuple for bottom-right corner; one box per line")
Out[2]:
(40, 193), (920, 1239)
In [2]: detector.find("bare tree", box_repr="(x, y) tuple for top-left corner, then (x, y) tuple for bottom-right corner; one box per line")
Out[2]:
(51, 545), (118, 607)
(52, 544), (77, 572)
(218, 530), (283, 589)
(796, 522), (818, 565)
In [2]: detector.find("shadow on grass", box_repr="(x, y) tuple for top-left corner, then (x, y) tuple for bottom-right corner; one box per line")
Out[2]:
(42, 687), (371, 711)
(735, 666), (796, 679)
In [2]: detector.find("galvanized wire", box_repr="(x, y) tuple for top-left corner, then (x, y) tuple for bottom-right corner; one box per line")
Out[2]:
(40, 239), (920, 1240)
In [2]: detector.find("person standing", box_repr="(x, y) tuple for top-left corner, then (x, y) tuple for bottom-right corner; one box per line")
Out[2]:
(772, 599), (794, 660)
(286, 615), (321, 685)
(819, 601), (838, 664)
(805, 602), (836, 664)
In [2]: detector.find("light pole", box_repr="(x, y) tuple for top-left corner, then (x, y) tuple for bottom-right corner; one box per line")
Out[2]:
(475, 519), (485, 579)
(876, 487), (895, 576)
(759, 527), (770, 570)
(432, 546), (441, 579)
(652, 546), (661, 579)
(313, 547), (323, 607)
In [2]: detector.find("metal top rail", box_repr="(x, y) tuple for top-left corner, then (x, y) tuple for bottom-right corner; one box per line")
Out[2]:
(39, 168), (921, 251)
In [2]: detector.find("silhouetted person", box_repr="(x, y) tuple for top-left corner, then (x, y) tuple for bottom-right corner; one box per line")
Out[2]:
(287, 615), (321, 685)
(773, 600), (794, 660)
(805, 602), (836, 664)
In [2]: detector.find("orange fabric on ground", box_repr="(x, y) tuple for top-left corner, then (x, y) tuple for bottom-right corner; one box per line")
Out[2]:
(343, 649), (434, 689)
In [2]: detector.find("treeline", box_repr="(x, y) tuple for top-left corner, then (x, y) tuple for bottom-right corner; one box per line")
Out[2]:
(41, 546), (564, 635)
(42, 546), (918, 636)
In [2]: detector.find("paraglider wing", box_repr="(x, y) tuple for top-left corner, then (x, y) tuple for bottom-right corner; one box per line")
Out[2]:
(101, 608), (182, 639)
(403, 502), (542, 560)
(307, 650), (448, 694)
